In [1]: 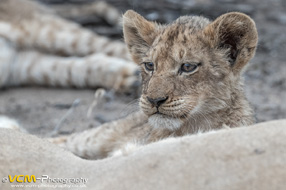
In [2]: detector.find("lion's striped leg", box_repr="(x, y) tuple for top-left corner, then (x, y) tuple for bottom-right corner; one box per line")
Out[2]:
(8, 50), (139, 92)
(0, 15), (130, 60)
(52, 1), (121, 26)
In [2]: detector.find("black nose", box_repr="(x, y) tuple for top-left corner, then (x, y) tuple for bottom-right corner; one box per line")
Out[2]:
(147, 96), (168, 107)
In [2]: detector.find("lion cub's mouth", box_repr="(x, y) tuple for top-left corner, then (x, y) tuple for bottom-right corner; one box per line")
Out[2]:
(152, 110), (186, 119)
(153, 112), (169, 119)
(152, 110), (174, 119)
(154, 111), (165, 115)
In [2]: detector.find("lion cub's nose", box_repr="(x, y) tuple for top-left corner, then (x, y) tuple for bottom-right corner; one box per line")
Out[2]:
(147, 96), (168, 107)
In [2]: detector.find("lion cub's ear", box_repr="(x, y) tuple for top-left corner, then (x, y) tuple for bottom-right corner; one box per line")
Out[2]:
(123, 10), (158, 63)
(204, 12), (258, 75)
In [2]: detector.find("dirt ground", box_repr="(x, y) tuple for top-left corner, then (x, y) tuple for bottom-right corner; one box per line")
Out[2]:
(0, 0), (285, 137)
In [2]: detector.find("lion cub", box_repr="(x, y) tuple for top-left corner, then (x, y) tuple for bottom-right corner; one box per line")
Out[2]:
(61, 10), (258, 159)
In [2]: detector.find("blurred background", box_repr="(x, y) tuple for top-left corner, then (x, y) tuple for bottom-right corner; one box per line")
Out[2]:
(0, 0), (285, 136)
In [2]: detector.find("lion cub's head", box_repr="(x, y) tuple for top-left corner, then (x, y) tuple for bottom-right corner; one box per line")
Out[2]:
(123, 11), (258, 131)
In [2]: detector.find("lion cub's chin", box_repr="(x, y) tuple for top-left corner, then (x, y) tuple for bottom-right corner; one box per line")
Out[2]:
(148, 114), (183, 131)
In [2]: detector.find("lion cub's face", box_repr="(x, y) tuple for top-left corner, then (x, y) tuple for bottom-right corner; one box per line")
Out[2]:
(123, 11), (257, 130)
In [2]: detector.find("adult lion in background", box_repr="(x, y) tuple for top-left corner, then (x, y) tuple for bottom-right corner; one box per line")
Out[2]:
(54, 10), (258, 159)
(0, 0), (139, 93)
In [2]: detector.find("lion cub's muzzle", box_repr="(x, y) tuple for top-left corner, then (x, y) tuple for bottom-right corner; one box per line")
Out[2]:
(140, 94), (171, 117)
(147, 96), (168, 108)
(140, 94), (189, 130)
(140, 95), (184, 130)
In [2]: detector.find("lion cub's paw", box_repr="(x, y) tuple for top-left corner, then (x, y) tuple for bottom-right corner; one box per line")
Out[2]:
(48, 136), (69, 148)
(111, 142), (143, 157)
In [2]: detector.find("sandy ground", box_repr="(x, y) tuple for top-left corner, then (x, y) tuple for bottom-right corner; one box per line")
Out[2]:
(0, 88), (138, 136)
(0, 0), (285, 137)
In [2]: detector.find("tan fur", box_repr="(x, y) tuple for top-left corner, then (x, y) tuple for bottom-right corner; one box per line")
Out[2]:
(53, 11), (258, 160)
(64, 111), (149, 159)
(0, 0), (138, 92)
(51, 1), (122, 26)
(1, 120), (286, 190)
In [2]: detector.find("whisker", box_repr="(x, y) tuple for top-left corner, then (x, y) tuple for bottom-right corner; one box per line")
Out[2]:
(118, 98), (140, 118)
(196, 110), (212, 132)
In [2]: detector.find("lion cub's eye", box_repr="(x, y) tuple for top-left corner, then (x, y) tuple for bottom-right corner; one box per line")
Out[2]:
(144, 62), (154, 71)
(180, 63), (200, 74)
